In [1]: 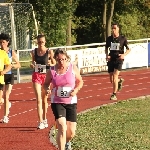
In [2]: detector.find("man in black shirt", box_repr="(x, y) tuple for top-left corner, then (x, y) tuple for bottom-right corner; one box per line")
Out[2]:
(105, 23), (131, 100)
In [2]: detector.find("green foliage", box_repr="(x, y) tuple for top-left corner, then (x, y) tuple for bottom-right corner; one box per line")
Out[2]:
(28, 0), (72, 46)
(74, 0), (103, 44)
(113, 0), (150, 39)
(4, 0), (150, 45)
(11, 0), (78, 47)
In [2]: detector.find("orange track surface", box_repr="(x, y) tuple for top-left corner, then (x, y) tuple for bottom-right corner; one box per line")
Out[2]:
(0, 68), (150, 150)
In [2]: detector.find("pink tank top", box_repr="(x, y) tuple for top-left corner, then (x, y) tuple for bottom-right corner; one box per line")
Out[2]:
(50, 63), (77, 104)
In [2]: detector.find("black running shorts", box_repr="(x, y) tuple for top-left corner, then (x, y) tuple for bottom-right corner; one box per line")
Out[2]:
(51, 103), (77, 122)
(4, 74), (14, 85)
(107, 60), (123, 73)
(0, 84), (4, 90)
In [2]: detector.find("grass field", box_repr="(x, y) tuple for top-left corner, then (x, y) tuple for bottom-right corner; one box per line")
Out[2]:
(72, 97), (150, 150)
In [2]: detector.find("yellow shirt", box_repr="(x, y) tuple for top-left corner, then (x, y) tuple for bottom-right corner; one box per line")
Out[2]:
(0, 50), (11, 84)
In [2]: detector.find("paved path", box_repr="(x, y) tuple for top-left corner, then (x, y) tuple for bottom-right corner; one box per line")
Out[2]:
(0, 68), (150, 150)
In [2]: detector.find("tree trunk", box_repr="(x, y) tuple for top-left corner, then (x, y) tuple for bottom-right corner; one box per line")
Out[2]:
(102, 0), (107, 41)
(66, 0), (72, 47)
(107, 0), (116, 37)
(66, 17), (72, 46)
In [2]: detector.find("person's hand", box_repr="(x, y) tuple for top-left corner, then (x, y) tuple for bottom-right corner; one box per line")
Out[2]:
(106, 55), (111, 61)
(70, 88), (79, 96)
(118, 54), (125, 60)
(0, 71), (5, 76)
(50, 50), (54, 58)
(47, 59), (52, 65)
(30, 61), (36, 68)
(45, 86), (51, 95)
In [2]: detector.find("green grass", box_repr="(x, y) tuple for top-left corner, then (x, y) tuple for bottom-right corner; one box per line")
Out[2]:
(12, 62), (32, 74)
(72, 98), (150, 150)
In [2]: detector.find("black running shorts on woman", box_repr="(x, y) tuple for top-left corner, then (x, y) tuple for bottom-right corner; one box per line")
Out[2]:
(51, 103), (77, 122)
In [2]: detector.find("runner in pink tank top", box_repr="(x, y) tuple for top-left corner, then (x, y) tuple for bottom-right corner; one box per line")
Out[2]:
(50, 63), (77, 104)
(43, 48), (83, 150)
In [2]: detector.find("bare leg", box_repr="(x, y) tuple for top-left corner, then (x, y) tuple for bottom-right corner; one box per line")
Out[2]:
(56, 117), (67, 150)
(0, 90), (3, 109)
(4, 84), (13, 116)
(41, 86), (48, 120)
(109, 72), (114, 83)
(66, 121), (76, 142)
(113, 69), (120, 93)
(33, 82), (43, 122)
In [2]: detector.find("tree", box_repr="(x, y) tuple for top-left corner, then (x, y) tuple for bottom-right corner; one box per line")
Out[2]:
(102, 0), (116, 41)
(106, 0), (116, 37)
(113, 0), (150, 39)
(7, 0), (78, 47)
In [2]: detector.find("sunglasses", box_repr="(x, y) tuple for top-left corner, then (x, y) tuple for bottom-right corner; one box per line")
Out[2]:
(38, 41), (45, 43)
(58, 58), (67, 62)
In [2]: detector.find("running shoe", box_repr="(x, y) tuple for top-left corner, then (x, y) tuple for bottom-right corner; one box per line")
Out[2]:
(118, 78), (124, 91)
(37, 122), (45, 130)
(43, 119), (48, 128)
(65, 142), (72, 150)
(110, 94), (117, 100)
(2, 116), (9, 123)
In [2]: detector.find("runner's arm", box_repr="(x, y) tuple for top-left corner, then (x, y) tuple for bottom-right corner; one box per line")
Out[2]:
(123, 38), (131, 56)
(43, 70), (52, 94)
(70, 64), (83, 96)
(12, 50), (21, 69)
(30, 50), (36, 68)
(105, 37), (110, 60)
(74, 64), (83, 91)
(48, 50), (56, 66)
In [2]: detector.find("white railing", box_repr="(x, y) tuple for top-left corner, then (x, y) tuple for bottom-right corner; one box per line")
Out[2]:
(16, 38), (150, 83)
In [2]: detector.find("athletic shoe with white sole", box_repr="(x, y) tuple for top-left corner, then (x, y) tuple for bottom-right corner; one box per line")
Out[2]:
(2, 116), (9, 123)
(65, 142), (72, 150)
(37, 122), (45, 130)
(43, 119), (48, 128)
(110, 94), (117, 100)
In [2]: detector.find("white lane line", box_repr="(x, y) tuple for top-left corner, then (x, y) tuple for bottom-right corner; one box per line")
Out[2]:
(7, 73), (150, 119)
(137, 88), (147, 90)
(139, 77), (146, 79)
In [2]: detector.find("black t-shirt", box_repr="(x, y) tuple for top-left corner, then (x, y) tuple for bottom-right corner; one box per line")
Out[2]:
(34, 48), (50, 69)
(106, 35), (129, 60)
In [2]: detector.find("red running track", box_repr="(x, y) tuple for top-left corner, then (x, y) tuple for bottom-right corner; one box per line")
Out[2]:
(0, 68), (150, 150)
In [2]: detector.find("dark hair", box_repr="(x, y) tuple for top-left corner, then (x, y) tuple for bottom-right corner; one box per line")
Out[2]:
(0, 33), (11, 46)
(54, 48), (70, 61)
(112, 22), (120, 28)
(36, 34), (45, 39)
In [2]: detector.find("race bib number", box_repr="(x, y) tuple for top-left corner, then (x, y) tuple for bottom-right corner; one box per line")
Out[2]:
(35, 64), (46, 73)
(57, 87), (72, 98)
(110, 43), (120, 50)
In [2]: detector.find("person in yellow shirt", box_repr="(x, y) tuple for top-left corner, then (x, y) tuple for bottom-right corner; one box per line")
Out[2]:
(0, 33), (21, 123)
(0, 50), (11, 107)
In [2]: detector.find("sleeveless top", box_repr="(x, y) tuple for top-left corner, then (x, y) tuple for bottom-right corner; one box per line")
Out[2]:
(50, 63), (77, 104)
(33, 48), (50, 73)
(5, 49), (12, 74)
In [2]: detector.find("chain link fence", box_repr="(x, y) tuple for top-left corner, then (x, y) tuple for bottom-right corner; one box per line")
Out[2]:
(0, 3), (38, 61)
